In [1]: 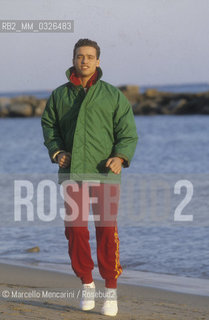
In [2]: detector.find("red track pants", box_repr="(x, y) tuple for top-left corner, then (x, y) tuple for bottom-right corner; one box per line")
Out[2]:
(63, 181), (122, 288)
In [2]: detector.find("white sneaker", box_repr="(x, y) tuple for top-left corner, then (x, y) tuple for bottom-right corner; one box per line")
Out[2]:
(80, 281), (95, 311)
(101, 288), (118, 317)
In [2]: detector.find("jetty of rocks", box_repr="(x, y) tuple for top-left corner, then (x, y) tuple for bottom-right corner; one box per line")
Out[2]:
(1, 86), (209, 117)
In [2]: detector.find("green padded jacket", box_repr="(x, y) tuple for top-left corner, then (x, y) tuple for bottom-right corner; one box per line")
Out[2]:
(41, 67), (138, 183)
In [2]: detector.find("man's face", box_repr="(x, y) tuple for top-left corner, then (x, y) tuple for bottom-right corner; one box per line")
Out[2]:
(73, 46), (100, 78)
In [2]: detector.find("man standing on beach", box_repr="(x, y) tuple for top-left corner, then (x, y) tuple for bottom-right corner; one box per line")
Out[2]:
(41, 39), (138, 316)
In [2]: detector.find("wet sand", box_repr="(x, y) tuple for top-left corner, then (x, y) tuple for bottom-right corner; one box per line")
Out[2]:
(0, 263), (209, 319)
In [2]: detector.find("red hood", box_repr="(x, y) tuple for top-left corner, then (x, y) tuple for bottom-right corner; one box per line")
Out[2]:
(67, 66), (100, 90)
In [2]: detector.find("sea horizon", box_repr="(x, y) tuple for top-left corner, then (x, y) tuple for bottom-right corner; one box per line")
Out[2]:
(0, 82), (209, 99)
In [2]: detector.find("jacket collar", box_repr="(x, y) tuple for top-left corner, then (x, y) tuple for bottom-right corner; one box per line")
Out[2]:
(66, 66), (103, 89)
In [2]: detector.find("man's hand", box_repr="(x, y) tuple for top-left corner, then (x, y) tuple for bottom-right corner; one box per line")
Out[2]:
(57, 152), (71, 168)
(106, 157), (123, 174)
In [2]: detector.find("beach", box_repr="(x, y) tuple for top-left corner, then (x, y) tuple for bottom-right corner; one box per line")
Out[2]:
(0, 263), (209, 320)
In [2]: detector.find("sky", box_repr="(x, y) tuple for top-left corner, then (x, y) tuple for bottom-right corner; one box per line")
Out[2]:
(0, 0), (209, 92)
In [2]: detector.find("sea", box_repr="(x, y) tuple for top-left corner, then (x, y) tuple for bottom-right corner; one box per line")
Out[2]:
(0, 83), (209, 295)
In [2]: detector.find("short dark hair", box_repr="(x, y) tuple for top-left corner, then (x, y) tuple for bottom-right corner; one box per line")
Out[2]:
(73, 39), (100, 60)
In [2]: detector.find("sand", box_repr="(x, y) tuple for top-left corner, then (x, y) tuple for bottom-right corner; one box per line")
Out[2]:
(0, 263), (209, 320)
